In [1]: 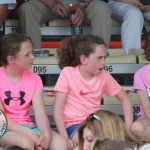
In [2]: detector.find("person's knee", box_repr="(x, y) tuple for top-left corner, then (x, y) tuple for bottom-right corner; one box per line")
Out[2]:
(92, 1), (111, 16)
(131, 121), (146, 136)
(50, 131), (68, 150)
(18, 2), (33, 18)
(60, 137), (68, 150)
(52, 136), (68, 150)
(16, 136), (34, 150)
(125, 8), (144, 23)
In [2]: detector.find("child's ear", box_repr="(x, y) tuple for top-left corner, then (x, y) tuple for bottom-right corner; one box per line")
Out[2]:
(7, 56), (15, 65)
(80, 55), (87, 65)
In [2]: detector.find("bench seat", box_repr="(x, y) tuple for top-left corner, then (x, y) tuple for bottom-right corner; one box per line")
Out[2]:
(129, 49), (148, 64)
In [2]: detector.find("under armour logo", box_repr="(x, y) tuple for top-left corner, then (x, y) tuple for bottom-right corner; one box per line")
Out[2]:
(4, 91), (26, 106)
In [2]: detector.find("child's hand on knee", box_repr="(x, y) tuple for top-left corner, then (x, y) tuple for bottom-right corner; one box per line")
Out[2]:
(37, 132), (51, 150)
(68, 139), (77, 150)
(28, 131), (44, 149)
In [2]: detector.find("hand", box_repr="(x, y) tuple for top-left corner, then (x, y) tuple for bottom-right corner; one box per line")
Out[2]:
(139, 4), (150, 11)
(28, 131), (44, 150)
(73, 3), (85, 26)
(38, 132), (51, 150)
(67, 139), (77, 150)
(36, 133), (44, 150)
(51, 1), (67, 17)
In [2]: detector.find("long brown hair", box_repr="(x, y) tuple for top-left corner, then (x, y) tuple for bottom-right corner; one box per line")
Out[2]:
(57, 34), (106, 69)
(78, 110), (146, 150)
(0, 33), (32, 66)
(144, 30), (150, 61)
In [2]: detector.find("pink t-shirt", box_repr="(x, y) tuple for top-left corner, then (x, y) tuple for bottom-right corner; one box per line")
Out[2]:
(0, 67), (43, 126)
(133, 64), (150, 118)
(54, 66), (122, 128)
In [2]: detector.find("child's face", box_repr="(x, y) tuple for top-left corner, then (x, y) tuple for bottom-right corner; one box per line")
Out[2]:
(83, 127), (93, 150)
(84, 44), (107, 75)
(14, 40), (34, 70)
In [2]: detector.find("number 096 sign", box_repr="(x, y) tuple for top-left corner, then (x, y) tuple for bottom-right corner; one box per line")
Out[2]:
(104, 65), (113, 72)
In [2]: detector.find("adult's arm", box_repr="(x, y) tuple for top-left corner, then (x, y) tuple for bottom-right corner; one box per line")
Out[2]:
(0, 4), (8, 28)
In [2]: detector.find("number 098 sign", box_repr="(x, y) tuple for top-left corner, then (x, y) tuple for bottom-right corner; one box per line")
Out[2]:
(133, 106), (140, 114)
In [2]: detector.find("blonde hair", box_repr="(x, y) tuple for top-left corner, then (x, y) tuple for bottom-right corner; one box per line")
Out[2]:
(78, 110), (146, 150)
(90, 138), (134, 150)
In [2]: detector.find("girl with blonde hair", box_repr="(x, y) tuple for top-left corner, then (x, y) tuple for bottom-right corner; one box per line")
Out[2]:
(78, 110), (150, 150)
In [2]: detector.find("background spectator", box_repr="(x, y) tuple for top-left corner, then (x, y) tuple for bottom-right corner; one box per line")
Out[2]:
(108, 0), (150, 54)
(18, 0), (112, 48)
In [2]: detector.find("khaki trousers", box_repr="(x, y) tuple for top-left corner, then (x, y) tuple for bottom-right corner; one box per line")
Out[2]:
(18, 0), (112, 48)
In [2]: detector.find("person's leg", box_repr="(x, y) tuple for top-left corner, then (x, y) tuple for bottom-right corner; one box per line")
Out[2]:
(18, 0), (55, 49)
(84, 0), (112, 47)
(72, 132), (78, 144)
(0, 131), (34, 149)
(143, 10), (150, 23)
(131, 118), (150, 142)
(108, 1), (144, 54)
(49, 130), (68, 150)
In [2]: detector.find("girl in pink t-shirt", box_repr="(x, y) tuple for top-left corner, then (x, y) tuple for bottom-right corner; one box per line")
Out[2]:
(53, 34), (133, 150)
(131, 31), (150, 143)
(0, 33), (67, 150)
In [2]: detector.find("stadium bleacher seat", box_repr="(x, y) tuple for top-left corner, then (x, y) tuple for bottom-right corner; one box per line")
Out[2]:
(4, 18), (150, 36)
(106, 48), (136, 64)
(129, 49), (148, 64)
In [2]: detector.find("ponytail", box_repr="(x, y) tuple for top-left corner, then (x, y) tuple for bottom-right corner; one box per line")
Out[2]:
(57, 34), (106, 69)
(57, 37), (78, 69)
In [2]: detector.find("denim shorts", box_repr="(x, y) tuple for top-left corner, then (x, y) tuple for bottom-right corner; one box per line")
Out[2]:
(6, 124), (39, 132)
(137, 116), (146, 120)
(66, 124), (80, 139)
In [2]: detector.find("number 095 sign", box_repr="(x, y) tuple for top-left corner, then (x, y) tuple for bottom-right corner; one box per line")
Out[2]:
(33, 66), (47, 73)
